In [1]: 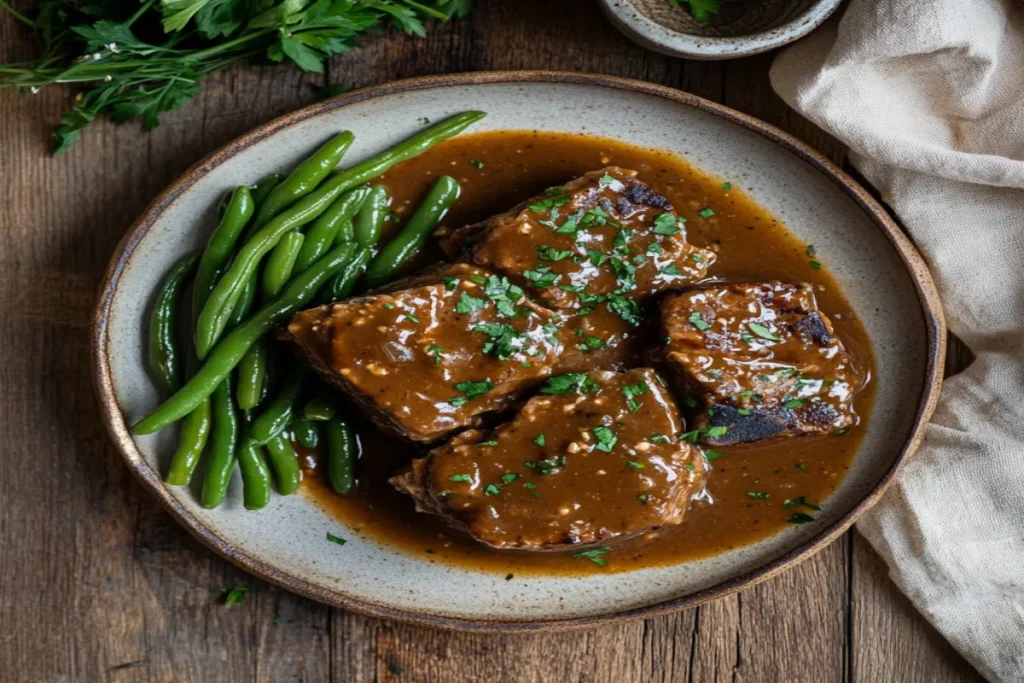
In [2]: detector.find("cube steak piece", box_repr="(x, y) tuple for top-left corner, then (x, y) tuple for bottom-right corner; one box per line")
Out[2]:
(659, 281), (865, 446)
(390, 368), (709, 551)
(286, 264), (565, 443)
(443, 167), (716, 314)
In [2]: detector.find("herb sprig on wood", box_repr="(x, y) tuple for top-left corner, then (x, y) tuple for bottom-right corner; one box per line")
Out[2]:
(0, 0), (473, 153)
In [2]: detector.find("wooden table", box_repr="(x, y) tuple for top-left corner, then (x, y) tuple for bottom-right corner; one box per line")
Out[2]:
(0, 2), (984, 681)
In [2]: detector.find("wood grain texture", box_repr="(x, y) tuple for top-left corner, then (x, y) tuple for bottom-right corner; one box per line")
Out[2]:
(0, 1), (981, 681)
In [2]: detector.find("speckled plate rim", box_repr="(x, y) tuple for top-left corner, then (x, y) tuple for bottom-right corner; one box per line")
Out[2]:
(598, 0), (844, 60)
(92, 71), (945, 633)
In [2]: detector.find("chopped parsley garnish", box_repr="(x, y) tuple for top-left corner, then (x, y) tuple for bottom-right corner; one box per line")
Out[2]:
(529, 188), (570, 213)
(598, 173), (617, 187)
(469, 159), (484, 169)
(533, 434), (546, 447)
(447, 397), (467, 408)
(454, 379), (494, 399)
(704, 450), (724, 460)
(575, 329), (605, 352)
(784, 496), (822, 511)
(571, 546), (612, 566)
(523, 266), (558, 288)
(737, 408), (753, 416)
(479, 440), (498, 447)
(621, 381), (649, 412)
(783, 399), (805, 409)
(788, 513), (816, 524)
(537, 245), (573, 261)
(591, 425), (617, 452)
(582, 206), (611, 227)
(483, 483), (502, 496)
(472, 322), (527, 361)
(747, 321), (780, 341)
(326, 532), (347, 547)
(637, 494), (650, 503)
(809, 260), (822, 270)
(747, 491), (770, 499)
(626, 461), (645, 469)
(834, 427), (851, 436)
(682, 396), (698, 408)
(223, 586), (248, 607)
(795, 462), (806, 469)
(455, 292), (487, 313)
(650, 434), (670, 444)
(806, 244), (816, 256)
(483, 275), (525, 316)
(382, 302), (394, 309)
(426, 344), (445, 364)
(469, 274), (487, 285)
(443, 276), (459, 291)
(541, 373), (600, 395)
(587, 249), (609, 267)
(501, 473), (520, 484)
(652, 212), (683, 235)
(532, 456), (566, 475)
(405, 312), (420, 324)
(647, 242), (663, 255)
(722, 182), (732, 190)
(661, 265), (683, 276)
(613, 228), (634, 247)
(610, 257), (636, 290)
(699, 207), (715, 218)
(689, 310), (711, 331)
(606, 294), (641, 326)
(682, 425), (728, 442)
(449, 473), (472, 482)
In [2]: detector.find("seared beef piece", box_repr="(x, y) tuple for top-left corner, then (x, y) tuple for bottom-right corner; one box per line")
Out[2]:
(442, 167), (715, 313)
(286, 264), (565, 443)
(391, 369), (708, 551)
(659, 282), (865, 446)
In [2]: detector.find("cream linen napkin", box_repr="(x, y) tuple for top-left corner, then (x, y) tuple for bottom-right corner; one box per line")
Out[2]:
(770, 2), (1024, 681)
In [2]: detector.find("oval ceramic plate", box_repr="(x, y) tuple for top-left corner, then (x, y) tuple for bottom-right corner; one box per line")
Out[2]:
(93, 72), (944, 632)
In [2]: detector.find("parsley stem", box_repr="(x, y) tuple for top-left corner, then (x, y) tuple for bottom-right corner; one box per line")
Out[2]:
(400, 0), (449, 20)
(126, 0), (157, 27)
(0, 0), (33, 27)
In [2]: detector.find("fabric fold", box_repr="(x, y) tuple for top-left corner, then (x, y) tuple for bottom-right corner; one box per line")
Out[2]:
(771, 2), (1024, 681)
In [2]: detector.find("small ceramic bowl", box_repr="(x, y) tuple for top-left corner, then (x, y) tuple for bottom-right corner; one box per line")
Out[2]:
(599, 0), (843, 60)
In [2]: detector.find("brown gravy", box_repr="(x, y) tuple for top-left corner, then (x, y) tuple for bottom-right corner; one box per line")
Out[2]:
(300, 130), (875, 576)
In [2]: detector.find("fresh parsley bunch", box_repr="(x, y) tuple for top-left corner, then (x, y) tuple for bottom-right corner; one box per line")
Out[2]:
(665, 0), (722, 22)
(0, 0), (473, 153)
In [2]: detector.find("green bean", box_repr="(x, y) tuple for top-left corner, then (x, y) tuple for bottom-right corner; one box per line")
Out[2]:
(303, 390), (337, 421)
(293, 186), (371, 273)
(225, 174), (285, 325)
(251, 365), (309, 445)
(365, 176), (460, 288)
(237, 436), (272, 510)
(131, 243), (355, 435)
(195, 112), (486, 357)
(265, 434), (302, 495)
(200, 379), (239, 508)
(235, 338), (268, 410)
(354, 184), (390, 249)
(325, 415), (358, 495)
(251, 131), (355, 230)
(262, 231), (304, 299)
(165, 395), (212, 485)
(193, 186), (254, 321)
(148, 253), (199, 394)
(250, 173), (284, 207)
(291, 417), (319, 449)
(321, 246), (373, 304)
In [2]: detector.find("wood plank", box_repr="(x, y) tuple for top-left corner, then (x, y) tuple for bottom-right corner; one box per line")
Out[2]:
(851, 533), (984, 683)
